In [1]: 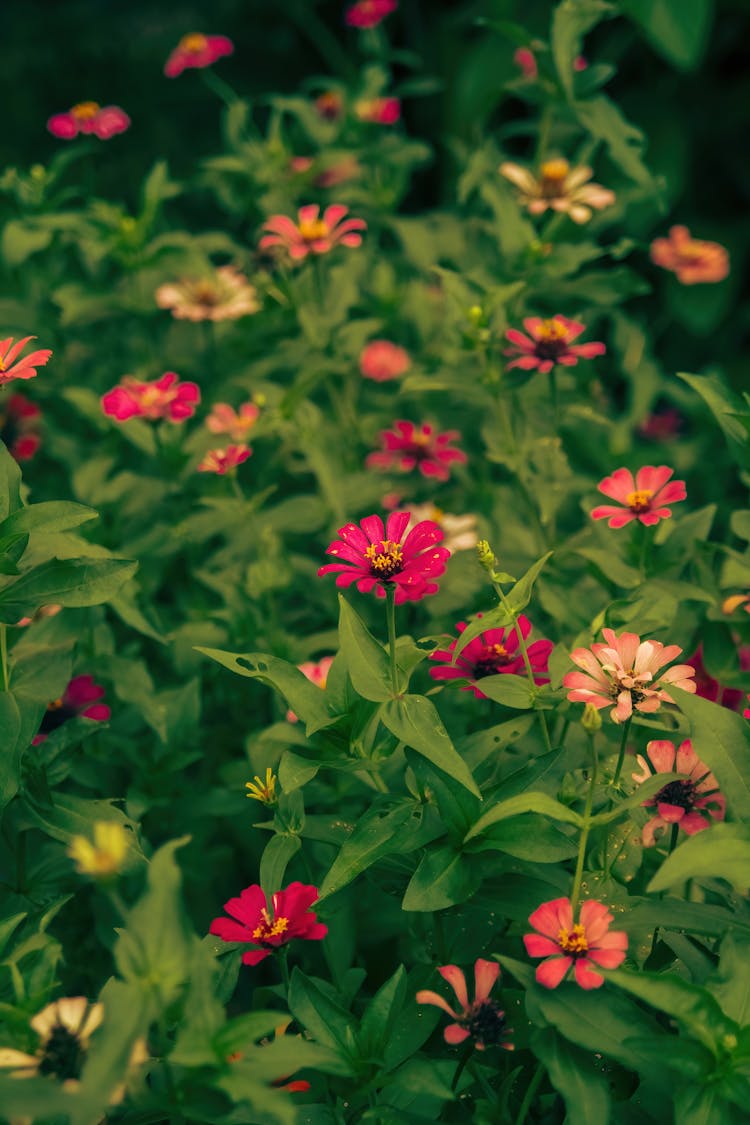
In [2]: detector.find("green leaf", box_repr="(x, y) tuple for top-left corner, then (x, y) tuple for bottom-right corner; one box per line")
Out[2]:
(170, 939), (226, 1067)
(0, 692), (22, 809)
(337, 594), (393, 702)
(620, 0), (714, 70)
(0, 501), (98, 538)
(475, 674), (535, 709)
(288, 968), (356, 1057)
(452, 552), (553, 662)
(260, 834), (302, 897)
(706, 934), (750, 1026)
(319, 803), (432, 901)
(2, 219), (54, 266)
(0, 557), (137, 621)
(677, 372), (748, 464)
(20, 792), (144, 863)
(647, 824), (750, 893)
(467, 814), (578, 862)
(552, 0), (613, 101)
(0, 442), (22, 522)
(625, 898), (750, 939)
(607, 968), (738, 1047)
(575, 95), (655, 186)
(531, 1026), (612, 1124)
(465, 792), (583, 842)
(359, 965), (407, 1059)
(380, 695), (480, 797)
(402, 845), (481, 911)
(671, 687), (750, 820)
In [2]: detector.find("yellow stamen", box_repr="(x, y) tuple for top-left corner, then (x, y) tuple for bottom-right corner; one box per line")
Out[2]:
(245, 768), (277, 805)
(180, 33), (208, 52)
(626, 489), (653, 513)
(722, 593), (750, 615)
(558, 923), (588, 954)
(298, 219), (329, 241)
(536, 318), (569, 342)
(252, 908), (290, 942)
(365, 540), (403, 575)
(540, 159), (570, 194)
(47, 697), (64, 712)
(71, 101), (101, 120)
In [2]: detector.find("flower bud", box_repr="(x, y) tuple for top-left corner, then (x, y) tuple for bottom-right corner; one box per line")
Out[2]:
(581, 703), (602, 733)
(476, 539), (497, 572)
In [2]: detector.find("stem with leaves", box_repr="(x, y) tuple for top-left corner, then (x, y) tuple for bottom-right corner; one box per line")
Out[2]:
(493, 581), (553, 754)
(385, 584), (399, 697)
(612, 716), (632, 787)
(570, 733), (598, 916)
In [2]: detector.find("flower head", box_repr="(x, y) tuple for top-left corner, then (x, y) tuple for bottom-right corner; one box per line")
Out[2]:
(102, 371), (200, 423)
(524, 898), (628, 989)
(197, 444), (251, 475)
(416, 960), (513, 1050)
(156, 266), (260, 321)
(47, 102), (130, 140)
(259, 204), (366, 262)
(650, 225), (729, 285)
(0, 336), (52, 385)
(164, 33), (234, 77)
(246, 768), (278, 806)
(315, 155), (362, 188)
(360, 339), (411, 382)
(504, 316), (605, 374)
(513, 47), (538, 80)
(68, 821), (130, 878)
(430, 615), (552, 699)
(686, 645), (750, 712)
(637, 407), (684, 443)
(205, 401), (260, 442)
(632, 739), (725, 846)
(33, 675), (110, 745)
(345, 0), (398, 28)
(209, 882), (327, 966)
(318, 511), (450, 604)
(591, 466), (686, 528)
(366, 420), (467, 482)
(0, 393), (42, 461)
(287, 657), (335, 722)
(355, 97), (401, 125)
(500, 159), (615, 223)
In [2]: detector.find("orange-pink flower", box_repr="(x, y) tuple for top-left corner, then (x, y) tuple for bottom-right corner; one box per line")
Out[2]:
(355, 97), (401, 125)
(650, 225), (729, 285)
(505, 316), (605, 374)
(591, 466), (686, 528)
(360, 340), (411, 381)
(164, 33), (234, 78)
(101, 372), (200, 423)
(0, 337), (52, 385)
(632, 739), (725, 846)
(205, 402), (260, 442)
(197, 445), (251, 475)
(524, 898), (628, 989)
(259, 204), (366, 262)
(47, 102), (130, 140)
(416, 960), (513, 1050)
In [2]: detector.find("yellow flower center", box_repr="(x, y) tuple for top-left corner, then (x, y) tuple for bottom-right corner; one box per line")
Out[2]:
(558, 923), (588, 954)
(191, 280), (220, 305)
(365, 540), (404, 577)
(537, 318), (569, 342)
(252, 908), (290, 942)
(180, 33), (208, 52)
(540, 159), (570, 194)
(72, 102), (101, 120)
(626, 489), (653, 512)
(299, 219), (329, 242)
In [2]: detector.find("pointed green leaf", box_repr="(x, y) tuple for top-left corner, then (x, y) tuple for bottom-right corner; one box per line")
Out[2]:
(319, 803), (434, 901)
(402, 845), (481, 911)
(0, 557), (137, 621)
(465, 792), (583, 842)
(672, 687), (750, 819)
(552, 0), (613, 100)
(620, 0), (714, 70)
(452, 552), (553, 662)
(337, 594), (392, 702)
(260, 834), (302, 897)
(647, 824), (750, 893)
(380, 695), (480, 797)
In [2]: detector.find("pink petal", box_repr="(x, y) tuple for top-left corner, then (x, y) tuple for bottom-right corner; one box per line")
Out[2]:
(473, 958), (500, 1003)
(528, 897), (572, 938)
(644, 740), (677, 774)
(524, 934), (562, 958)
(597, 468), (636, 504)
(444, 1024), (471, 1045)
(536, 956), (573, 989)
(574, 958), (605, 989)
(579, 900), (614, 941)
(415, 989), (459, 1019)
(438, 965), (469, 1011)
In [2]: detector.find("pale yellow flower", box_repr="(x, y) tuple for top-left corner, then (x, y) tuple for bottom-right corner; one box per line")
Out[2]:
(68, 821), (129, 878)
(246, 768), (278, 805)
(156, 265), (260, 321)
(499, 158), (615, 224)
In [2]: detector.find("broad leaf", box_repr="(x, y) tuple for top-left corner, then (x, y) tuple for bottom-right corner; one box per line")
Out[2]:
(451, 552), (553, 662)
(380, 695), (480, 797)
(648, 824), (750, 893)
(338, 593), (393, 701)
(672, 687), (750, 820)
(465, 792), (583, 842)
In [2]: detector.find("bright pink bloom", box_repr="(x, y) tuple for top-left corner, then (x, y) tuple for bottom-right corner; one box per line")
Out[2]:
(205, 402), (259, 442)
(562, 628), (696, 724)
(259, 204), (366, 262)
(287, 657), (335, 723)
(744, 695), (750, 720)
(101, 372), (200, 424)
(0, 337), (52, 385)
(164, 33), (234, 78)
(1, 394), (42, 461)
(416, 960), (513, 1051)
(345, 0), (397, 28)
(650, 225), (729, 285)
(366, 420), (467, 482)
(513, 48), (538, 80)
(33, 676), (110, 745)
(360, 340), (411, 382)
(632, 739), (725, 846)
(197, 444), (251, 475)
(591, 466), (686, 529)
(209, 882), (327, 966)
(47, 102), (130, 140)
(504, 316), (605, 374)
(318, 511), (450, 604)
(355, 97), (401, 125)
(429, 616), (552, 699)
(687, 645), (750, 712)
(524, 898), (628, 989)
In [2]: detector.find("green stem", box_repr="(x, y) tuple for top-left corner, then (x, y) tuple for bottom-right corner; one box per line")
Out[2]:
(199, 68), (240, 107)
(570, 735), (598, 916)
(612, 716), (632, 787)
(230, 475), (244, 501)
(277, 947), (291, 995)
(534, 104), (553, 165)
(668, 822), (679, 855)
(0, 623), (8, 692)
(638, 524), (651, 579)
(385, 585), (399, 697)
(515, 1061), (545, 1125)
(495, 583), (553, 754)
(451, 1040), (474, 1091)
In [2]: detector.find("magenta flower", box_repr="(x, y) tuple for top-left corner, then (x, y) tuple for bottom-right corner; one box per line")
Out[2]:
(637, 407), (684, 443)
(355, 97), (401, 125)
(562, 628), (696, 724)
(513, 47), (538, 80)
(632, 739), (725, 846)
(209, 882), (327, 966)
(0, 336), (52, 385)
(164, 33), (234, 78)
(101, 372), (200, 423)
(650, 225), (729, 285)
(0, 394), (42, 462)
(287, 657), (335, 723)
(47, 102), (130, 140)
(416, 960), (513, 1051)
(524, 898), (628, 989)
(33, 675), (110, 745)
(591, 466), (686, 528)
(259, 204), (366, 262)
(345, 0), (397, 28)
(366, 421), (467, 482)
(687, 645), (750, 712)
(318, 511), (450, 604)
(360, 340), (411, 382)
(429, 615), (552, 699)
(504, 316), (605, 374)
(197, 444), (251, 475)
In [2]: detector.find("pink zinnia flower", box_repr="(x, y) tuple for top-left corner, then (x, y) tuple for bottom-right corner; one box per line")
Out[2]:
(287, 656), (335, 723)
(524, 898), (628, 989)
(345, 0), (397, 28)
(47, 102), (130, 140)
(513, 47), (538, 80)
(33, 675), (110, 745)
(563, 628), (696, 724)
(0, 336), (52, 385)
(685, 645), (750, 712)
(591, 466), (686, 529)
(164, 33), (234, 78)
(637, 407), (683, 443)
(197, 444), (251, 475)
(416, 960), (513, 1051)
(360, 340), (411, 382)
(101, 372), (200, 423)
(355, 97), (401, 125)
(366, 420), (467, 482)
(205, 402), (260, 442)
(209, 882), (327, 966)
(318, 511), (450, 604)
(429, 615), (552, 700)
(259, 204), (366, 262)
(650, 225), (729, 285)
(632, 739), (726, 846)
(504, 316), (605, 374)
(0, 394), (42, 461)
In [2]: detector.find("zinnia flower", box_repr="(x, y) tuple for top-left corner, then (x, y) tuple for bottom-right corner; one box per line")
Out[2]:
(345, 0), (398, 28)
(164, 33), (234, 78)
(287, 656), (334, 722)
(0, 336), (52, 385)
(47, 102), (130, 140)
(209, 882), (327, 966)
(102, 372), (200, 423)
(404, 504), (478, 553)
(500, 159), (615, 223)
(315, 155), (362, 188)
(504, 316), (605, 374)
(429, 615), (552, 699)
(259, 204), (366, 262)
(314, 91), (344, 120)
(366, 420), (467, 482)
(650, 225), (729, 285)
(524, 898), (628, 989)
(32, 675), (110, 745)
(686, 645), (750, 712)
(591, 466), (687, 528)
(562, 628), (696, 724)
(637, 406), (683, 442)
(68, 821), (130, 878)
(0, 393), (42, 461)
(155, 266), (260, 321)
(245, 768), (278, 805)
(318, 511), (450, 604)
(205, 402), (260, 442)
(197, 444), (251, 475)
(513, 47), (538, 80)
(632, 739), (725, 846)
(360, 339), (411, 381)
(355, 97), (401, 125)
(416, 960), (513, 1051)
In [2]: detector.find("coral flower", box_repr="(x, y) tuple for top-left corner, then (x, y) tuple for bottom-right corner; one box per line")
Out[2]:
(504, 316), (605, 374)
(686, 645), (750, 712)
(430, 616), (552, 699)
(650, 225), (729, 285)
(563, 628), (696, 724)
(318, 511), (450, 604)
(209, 882), (327, 966)
(355, 97), (401, 125)
(632, 739), (725, 846)
(345, 0), (398, 28)
(206, 402), (260, 442)
(366, 420), (467, 482)
(0, 336), (52, 385)
(155, 266), (260, 321)
(164, 33), (234, 78)
(591, 466), (687, 528)
(500, 159), (615, 224)
(33, 675), (110, 745)
(0, 393), (42, 461)
(197, 444), (251, 475)
(524, 898), (628, 989)
(513, 47), (538, 80)
(360, 340), (411, 382)
(47, 102), (130, 140)
(259, 204), (366, 262)
(102, 372), (200, 423)
(416, 960), (513, 1051)
(287, 656), (335, 723)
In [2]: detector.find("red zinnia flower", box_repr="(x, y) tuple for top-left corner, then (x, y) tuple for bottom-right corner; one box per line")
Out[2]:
(591, 466), (686, 528)
(164, 33), (234, 78)
(209, 882), (327, 966)
(0, 394), (42, 461)
(355, 97), (401, 125)
(366, 420), (467, 482)
(47, 102), (130, 140)
(687, 645), (750, 712)
(101, 372), (200, 423)
(416, 959), (513, 1051)
(33, 675), (110, 745)
(637, 407), (684, 443)
(197, 444), (251, 475)
(359, 340), (411, 382)
(259, 204), (366, 262)
(524, 898), (627, 989)
(0, 337), (52, 385)
(504, 316), (605, 374)
(650, 225), (729, 285)
(345, 0), (398, 28)
(429, 615), (552, 699)
(632, 739), (725, 846)
(318, 511), (450, 603)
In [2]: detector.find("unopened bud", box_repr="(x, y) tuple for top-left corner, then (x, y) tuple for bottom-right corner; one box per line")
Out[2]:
(476, 539), (497, 572)
(581, 703), (602, 733)
(467, 305), (484, 325)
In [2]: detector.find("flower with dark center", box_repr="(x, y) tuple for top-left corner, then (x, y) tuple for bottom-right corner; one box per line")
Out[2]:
(366, 420), (467, 482)
(164, 33), (234, 77)
(499, 160), (615, 223)
(504, 316), (605, 375)
(591, 465), (686, 528)
(632, 739), (725, 846)
(524, 898), (628, 989)
(33, 675), (110, 745)
(416, 959), (513, 1051)
(209, 882), (327, 966)
(430, 615), (552, 699)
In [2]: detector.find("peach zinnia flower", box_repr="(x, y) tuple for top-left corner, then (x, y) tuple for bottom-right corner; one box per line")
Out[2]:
(164, 33), (234, 77)
(500, 159), (615, 224)
(355, 97), (401, 125)
(360, 340), (411, 381)
(416, 960), (513, 1051)
(366, 420), (467, 482)
(101, 372), (200, 423)
(0, 336), (52, 385)
(632, 739), (725, 846)
(650, 225), (729, 285)
(47, 102), (130, 140)
(591, 466), (686, 528)
(524, 898), (628, 989)
(156, 266), (260, 321)
(206, 402), (260, 442)
(345, 0), (398, 28)
(505, 316), (605, 374)
(197, 444), (251, 475)
(259, 204), (366, 262)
